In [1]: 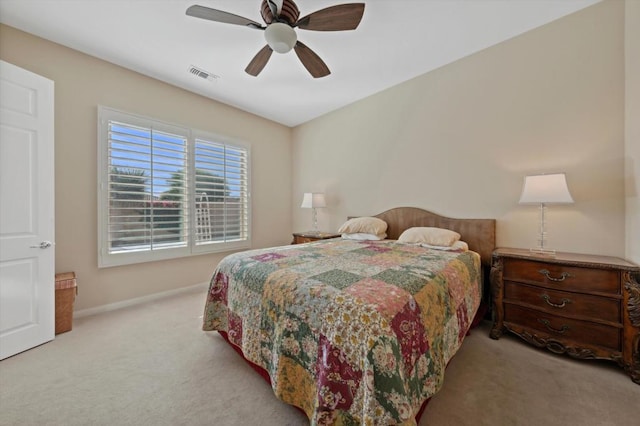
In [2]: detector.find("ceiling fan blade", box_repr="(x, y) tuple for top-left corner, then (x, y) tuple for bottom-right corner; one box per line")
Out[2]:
(267, 0), (279, 18)
(294, 41), (330, 78)
(245, 45), (274, 76)
(261, 0), (299, 25)
(186, 5), (265, 29)
(296, 3), (365, 31)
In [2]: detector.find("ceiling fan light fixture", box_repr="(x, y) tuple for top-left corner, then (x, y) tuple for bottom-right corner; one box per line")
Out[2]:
(264, 22), (297, 53)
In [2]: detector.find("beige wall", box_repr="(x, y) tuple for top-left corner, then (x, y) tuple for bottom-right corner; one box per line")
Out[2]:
(0, 0), (635, 313)
(0, 24), (293, 311)
(626, 0), (640, 264)
(292, 0), (628, 258)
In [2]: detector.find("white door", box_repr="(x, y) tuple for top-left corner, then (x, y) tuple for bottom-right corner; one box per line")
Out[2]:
(0, 60), (55, 360)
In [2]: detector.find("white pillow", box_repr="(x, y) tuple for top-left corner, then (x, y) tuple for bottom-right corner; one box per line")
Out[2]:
(398, 227), (461, 247)
(421, 240), (469, 251)
(341, 233), (387, 241)
(338, 217), (387, 235)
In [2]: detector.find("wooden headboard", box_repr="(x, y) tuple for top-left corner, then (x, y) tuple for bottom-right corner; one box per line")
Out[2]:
(359, 207), (496, 267)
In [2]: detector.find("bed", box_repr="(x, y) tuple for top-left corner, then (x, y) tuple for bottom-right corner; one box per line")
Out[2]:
(203, 207), (495, 425)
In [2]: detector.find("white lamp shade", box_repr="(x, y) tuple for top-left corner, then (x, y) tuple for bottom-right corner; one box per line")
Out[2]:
(264, 22), (297, 54)
(519, 173), (574, 204)
(301, 193), (326, 208)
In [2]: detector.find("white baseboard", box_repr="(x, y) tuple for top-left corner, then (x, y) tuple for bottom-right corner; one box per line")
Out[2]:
(73, 281), (209, 319)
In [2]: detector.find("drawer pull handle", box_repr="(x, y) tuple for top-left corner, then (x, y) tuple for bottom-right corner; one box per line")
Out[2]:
(538, 318), (569, 334)
(541, 294), (571, 308)
(538, 269), (571, 282)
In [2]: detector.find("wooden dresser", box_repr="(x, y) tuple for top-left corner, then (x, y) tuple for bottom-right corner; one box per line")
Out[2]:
(490, 247), (640, 384)
(292, 231), (341, 244)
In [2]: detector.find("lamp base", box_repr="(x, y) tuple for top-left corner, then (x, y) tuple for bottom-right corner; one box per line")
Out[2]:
(312, 207), (318, 232)
(529, 247), (556, 257)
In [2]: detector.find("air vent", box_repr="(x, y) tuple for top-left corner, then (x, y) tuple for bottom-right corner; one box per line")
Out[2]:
(188, 65), (219, 81)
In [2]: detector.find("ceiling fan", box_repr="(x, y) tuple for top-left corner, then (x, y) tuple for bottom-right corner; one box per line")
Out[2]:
(186, 0), (365, 78)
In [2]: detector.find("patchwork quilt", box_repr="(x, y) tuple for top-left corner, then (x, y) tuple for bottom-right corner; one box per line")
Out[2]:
(203, 239), (481, 425)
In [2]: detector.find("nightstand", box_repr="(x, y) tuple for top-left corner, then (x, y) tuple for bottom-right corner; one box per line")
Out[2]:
(292, 231), (341, 244)
(490, 247), (640, 384)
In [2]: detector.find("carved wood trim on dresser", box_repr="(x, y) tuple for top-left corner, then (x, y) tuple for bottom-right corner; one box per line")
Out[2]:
(489, 247), (640, 384)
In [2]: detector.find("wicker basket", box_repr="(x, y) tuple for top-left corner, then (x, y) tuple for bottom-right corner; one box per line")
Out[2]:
(55, 272), (77, 335)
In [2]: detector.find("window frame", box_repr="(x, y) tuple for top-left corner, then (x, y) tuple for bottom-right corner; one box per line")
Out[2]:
(97, 106), (251, 268)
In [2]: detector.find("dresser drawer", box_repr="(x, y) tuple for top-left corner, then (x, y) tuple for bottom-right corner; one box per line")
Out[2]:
(503, 259), (619, 295)
(504, 282), (621, 324)
(504, 304), (621, 352)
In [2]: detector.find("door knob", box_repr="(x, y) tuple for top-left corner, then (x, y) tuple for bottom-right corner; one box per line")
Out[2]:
(30, 241), (53, 249)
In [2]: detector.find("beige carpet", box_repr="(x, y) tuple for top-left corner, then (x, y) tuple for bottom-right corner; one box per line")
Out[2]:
(1, 287), (638, 426)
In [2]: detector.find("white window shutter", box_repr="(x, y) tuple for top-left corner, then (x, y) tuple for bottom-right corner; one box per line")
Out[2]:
(107, 121), (189, 253)
(98, 106), (251, 268)
(194, 139), (249, 245)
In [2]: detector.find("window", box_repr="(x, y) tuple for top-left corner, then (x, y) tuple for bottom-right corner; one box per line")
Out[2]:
(98, 106), (250, 267)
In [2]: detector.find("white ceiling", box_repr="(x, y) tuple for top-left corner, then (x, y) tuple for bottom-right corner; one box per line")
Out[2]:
(0, 0), (600, 127)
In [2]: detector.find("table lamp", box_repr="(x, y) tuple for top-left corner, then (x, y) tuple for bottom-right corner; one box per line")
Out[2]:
(300, 192), (326, 232)
(519, 173), (573, 256)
